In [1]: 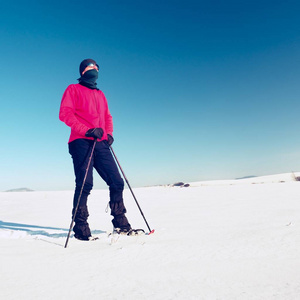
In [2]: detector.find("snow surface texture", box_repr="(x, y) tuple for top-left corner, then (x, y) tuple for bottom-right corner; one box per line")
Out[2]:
(1, 173), (300, 299)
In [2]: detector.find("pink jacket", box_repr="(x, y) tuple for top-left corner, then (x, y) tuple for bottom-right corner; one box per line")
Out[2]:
(59, 84), (113, 143)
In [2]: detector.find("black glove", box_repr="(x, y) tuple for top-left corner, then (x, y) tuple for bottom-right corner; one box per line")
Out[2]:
(107, 134), (114, 146)
(85, 128), (104, 139)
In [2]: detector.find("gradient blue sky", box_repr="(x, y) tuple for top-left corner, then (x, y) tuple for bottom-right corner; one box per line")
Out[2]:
(1, 0), (300, 191)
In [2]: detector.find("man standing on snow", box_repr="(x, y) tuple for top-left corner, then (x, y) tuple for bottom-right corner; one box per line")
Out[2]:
(59, 58), (132, 240)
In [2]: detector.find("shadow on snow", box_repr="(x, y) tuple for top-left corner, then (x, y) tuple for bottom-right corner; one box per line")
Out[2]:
(0, 220), (105, 238)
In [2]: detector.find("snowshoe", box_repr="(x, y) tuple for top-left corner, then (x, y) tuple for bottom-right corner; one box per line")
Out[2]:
(114, 228), (145, 236)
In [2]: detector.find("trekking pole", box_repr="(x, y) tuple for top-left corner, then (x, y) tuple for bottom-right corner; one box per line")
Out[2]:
(64, 139), (97, 248)
(109, 146), (154, 234)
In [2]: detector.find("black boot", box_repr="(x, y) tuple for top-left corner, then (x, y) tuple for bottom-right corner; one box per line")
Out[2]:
(112, 214), (131, 231)
(110, 200), (131, 231)
(73, 206), (91, 240)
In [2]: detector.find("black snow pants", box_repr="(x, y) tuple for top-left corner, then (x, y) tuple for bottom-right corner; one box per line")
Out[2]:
(68, 139), (131, 237)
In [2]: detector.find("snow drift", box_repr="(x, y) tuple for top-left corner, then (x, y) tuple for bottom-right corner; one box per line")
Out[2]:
(1, 173), (300, 299)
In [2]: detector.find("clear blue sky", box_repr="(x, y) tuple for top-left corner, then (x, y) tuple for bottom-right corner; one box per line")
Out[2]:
(0, 0), (300, 191)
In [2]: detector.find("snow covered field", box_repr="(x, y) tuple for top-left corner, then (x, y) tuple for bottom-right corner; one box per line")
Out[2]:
(1, 173), (300, 299)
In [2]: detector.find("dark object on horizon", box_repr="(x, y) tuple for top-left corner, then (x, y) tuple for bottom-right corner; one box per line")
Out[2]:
(173, 182), (189, 187)
(236, 176), (257, 180)
(173, 182), (185, 186)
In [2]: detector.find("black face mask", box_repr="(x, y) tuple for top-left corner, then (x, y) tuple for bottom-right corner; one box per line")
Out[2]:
(78, 69), (99, 89)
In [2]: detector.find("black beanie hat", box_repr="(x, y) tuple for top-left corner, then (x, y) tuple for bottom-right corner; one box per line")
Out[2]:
(79, 59), (99, 76)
